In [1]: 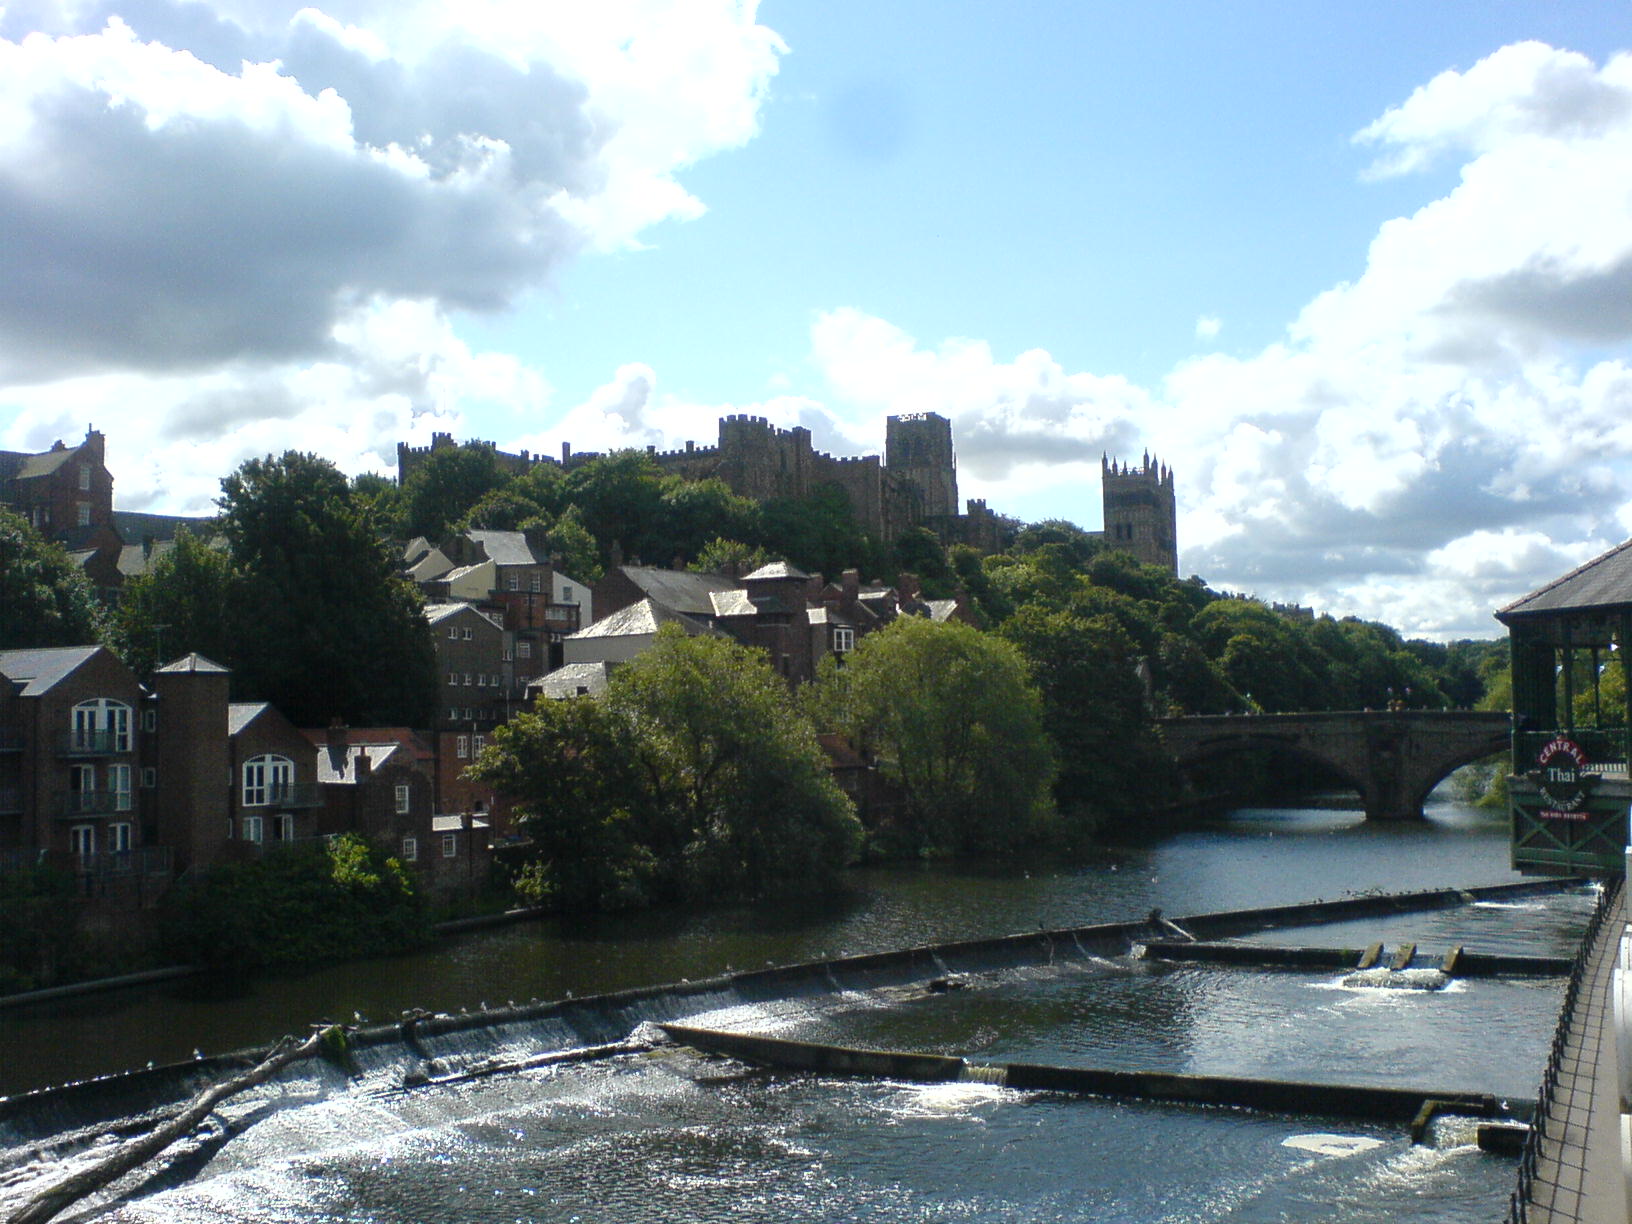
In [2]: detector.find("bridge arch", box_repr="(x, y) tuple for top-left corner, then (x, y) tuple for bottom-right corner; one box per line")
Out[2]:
(1155, 711), (1511, 821)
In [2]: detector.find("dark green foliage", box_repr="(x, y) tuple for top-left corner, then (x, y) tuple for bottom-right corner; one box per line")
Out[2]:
(160, 834), (429, 972)
(0, 865), (84, 994)
(472, 627), (861, 909)
(756, 483), (876, 580)
(891, 526), (955, 596)
(819, 617), (1056, 856)
(216, 452), (437, 727)
(561, 450), (668, 561)
(110, 528), (237, 676)
(689, 538), (775, 577)
(653, 478), (761, 566)
(0, 508), (106, 650)
(400, 445), (508, 541)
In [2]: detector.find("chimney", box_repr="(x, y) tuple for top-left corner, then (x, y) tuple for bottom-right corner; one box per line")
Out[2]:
(356, 752), (372, 780)
(841, 569), (860, 599)
(898, 571), (921, 601)
(326, 719), (348, 751)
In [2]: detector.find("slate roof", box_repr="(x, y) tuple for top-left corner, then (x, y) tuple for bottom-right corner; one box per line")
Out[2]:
(530, 661), (613, 699)
(569, 598), (717, 640)
(743, 561), (810, 581)
(611, 566), (736, 617)
(227, 702), (270, 736)
(0, 446), (75, 480)
(1497, 538), (1632, 621)
(0, 646), (101, 696)
(314, 743), (401, 784)
(408, 548), (455, 583)
(424, 601), (490, 627)
(156, 653), (229, 674)
(467, 530), (545, 567)
(925, 599), (960, 622)
(709, 589), (756, 617)
(111, 510), (212, 544)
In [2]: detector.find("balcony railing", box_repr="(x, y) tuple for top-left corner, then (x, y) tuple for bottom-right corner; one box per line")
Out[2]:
(55, 790), (135, 817)
(76, 846), (173, 878)
(55, 730), (131, 757)
(245, 782), (324, 809)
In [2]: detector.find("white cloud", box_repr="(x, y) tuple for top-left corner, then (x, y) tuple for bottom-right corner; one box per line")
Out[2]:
(1195, 315), (1221, 340)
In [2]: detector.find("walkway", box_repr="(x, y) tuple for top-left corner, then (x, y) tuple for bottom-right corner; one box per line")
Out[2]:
(1520, 880), (1624, 1224)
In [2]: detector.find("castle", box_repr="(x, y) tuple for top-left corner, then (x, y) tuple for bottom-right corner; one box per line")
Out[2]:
(397, 414), (1177, 571)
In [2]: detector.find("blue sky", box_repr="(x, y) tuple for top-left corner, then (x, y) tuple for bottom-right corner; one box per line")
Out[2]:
(2, 1), (1631, 637)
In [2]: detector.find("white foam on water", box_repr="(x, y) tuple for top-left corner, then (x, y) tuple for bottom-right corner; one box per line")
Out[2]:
(1281, 1132), (1384, 1158)
(879, 1079), (1011, 1119)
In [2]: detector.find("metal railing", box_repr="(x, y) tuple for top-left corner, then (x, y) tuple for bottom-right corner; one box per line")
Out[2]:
(1507, 878), (1621, 1223)
(244, 782), (324, 808)
(54, 729), (132, 757)
(1515, 729), (1631, 771)
(54, 790), (135, 817)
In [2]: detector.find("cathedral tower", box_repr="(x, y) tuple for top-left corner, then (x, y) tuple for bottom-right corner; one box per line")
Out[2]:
(1102, 452), (1177, 574)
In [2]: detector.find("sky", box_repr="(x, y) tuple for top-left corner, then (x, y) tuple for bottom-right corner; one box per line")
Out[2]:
(2, 1), (1631, 640)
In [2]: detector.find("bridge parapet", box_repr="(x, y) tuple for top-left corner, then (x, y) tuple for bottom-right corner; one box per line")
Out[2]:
(1156, 711), (1512, 821)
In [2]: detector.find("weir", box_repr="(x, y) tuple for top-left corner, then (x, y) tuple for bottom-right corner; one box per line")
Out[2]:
(0, 877), (1583, 1154)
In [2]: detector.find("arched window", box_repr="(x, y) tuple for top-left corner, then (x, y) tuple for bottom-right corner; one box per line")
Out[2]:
(242, 754), (293, 806)
(71, 699), (131, 752)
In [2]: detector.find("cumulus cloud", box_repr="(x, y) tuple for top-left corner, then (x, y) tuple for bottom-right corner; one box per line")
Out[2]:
(1195, 315), (1221, 340)
(0, 0), (781, 507)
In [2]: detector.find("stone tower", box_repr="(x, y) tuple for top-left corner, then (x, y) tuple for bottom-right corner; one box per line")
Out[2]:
(885, 413), (958, 521)
(1101, 453), (1177, 574)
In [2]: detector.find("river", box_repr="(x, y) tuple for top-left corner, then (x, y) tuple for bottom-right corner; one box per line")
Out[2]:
(0, 797), (1594, 1222)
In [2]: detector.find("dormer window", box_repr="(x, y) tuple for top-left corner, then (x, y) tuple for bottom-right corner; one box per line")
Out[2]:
(243, 754), (293, 806)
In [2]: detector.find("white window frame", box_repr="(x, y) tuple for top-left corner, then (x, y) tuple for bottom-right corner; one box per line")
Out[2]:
(472, 735), (485, 755)
(78, 463), (91, 491)
(833, 627), (855, 652)
(517, 641), (532, 659)
(72, 699), (131, 752)
(462, 627), (473, 640)
(242, 814), (264, 844)
(395, 784), (411, 814)
(402, 836), (418, 862)
(447, 626), (458, 639)
(108, 822), (132, 854)
(442, 833), (458, 858)
(530, 574), (542, 593)
(275, 813), (294, 842)
(70, 824), (95, 858)
(456, 734), (469, 759)
(242, 754), (293, 806)
(507, 574), (519, 592)
(108, 763), (132, 811)
(77, 502), (91, 527)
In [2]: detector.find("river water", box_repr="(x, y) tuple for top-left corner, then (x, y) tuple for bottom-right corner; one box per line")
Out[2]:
(0, 798), (1596, 1222)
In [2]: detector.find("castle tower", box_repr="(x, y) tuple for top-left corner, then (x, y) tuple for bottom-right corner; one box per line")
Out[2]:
(885, 413), (958, 521)
(1101, 452), (1177, 574)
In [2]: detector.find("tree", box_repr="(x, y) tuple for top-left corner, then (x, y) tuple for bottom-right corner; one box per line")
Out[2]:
(110, 529), (239, 676)
(399, 445), (509, 541)
(820, 617), (1055, 856)
(689, 537), (774, 577)
(473, 626), (860, 908)
(0, 508), (106, 650)
(217, 452), (437, 727)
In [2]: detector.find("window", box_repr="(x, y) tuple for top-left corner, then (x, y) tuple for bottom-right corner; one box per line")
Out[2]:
(492, 674), (501, 688)
(456, 735), (469, 759)
(477, 674), (486, 687)
(68, 764), (95, 812)
(78, 463), (91, 491)
(464, 707), (474, 721)
(472, 735), (485, 755)
(508, 574), (519, 592)
(142, 708), (156, 732)
(833, 627), (855, 653)
(442, 833), (458, 858)
(242, 815), (264, 844)
(70, 824), (95, 858)
(447, 626), (458, 639)
(562, 584), (573, 601)
(464, 672), (472, 686)
(275, 814), (294, 841)
(462, 627), (473, 640)
(77, 502), (91, 527)
(395, 784), (411, 814)
(71, 699), (131, 752)
(108, 822), (132, 854)
(517, 641), (532, 659)
(448, 672), (458, 686)
(141, 767), (156, 788)
(109, 763), (132, 811)
(530, 574), (542, 593)
(449, 707), (460, 721)
(402, 836), (418, 861)
(503, 645), (513, 661)
(242, 754), (293, 806)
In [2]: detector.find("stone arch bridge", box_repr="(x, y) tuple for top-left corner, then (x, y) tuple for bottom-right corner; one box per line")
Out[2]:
(1155, 711), (1512, 821)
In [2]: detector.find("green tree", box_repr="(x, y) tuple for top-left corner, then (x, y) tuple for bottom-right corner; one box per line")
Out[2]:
(474, 626), (860, 908)
(110, 528), (239, 675)
(536, 504), (603, 583)
(218, 452), (437, 727)
(400, 445), (509, 541)
(821, 617), (1055, 856)
(561, 450), (667, 561)
(689, 537), (775, 577)
(0, 508), (106, 650)
(653, 478), (761, 566)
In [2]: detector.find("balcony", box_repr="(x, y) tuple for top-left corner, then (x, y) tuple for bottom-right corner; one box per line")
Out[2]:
(55, 730), (131, 757)
(55, 790), (135, 818)
(246, 782), (324, 809)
